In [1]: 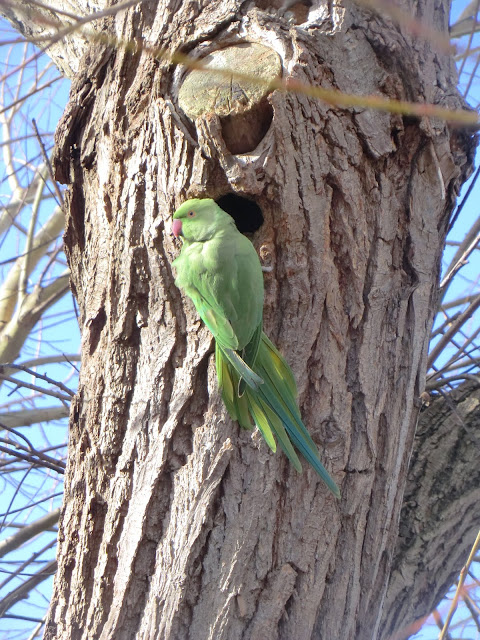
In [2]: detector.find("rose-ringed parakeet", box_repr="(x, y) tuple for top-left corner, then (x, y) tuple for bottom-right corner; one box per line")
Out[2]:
(172, 198), (340, 498)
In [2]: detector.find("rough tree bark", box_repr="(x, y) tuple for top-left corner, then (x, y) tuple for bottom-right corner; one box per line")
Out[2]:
(2, 1), (477, 639)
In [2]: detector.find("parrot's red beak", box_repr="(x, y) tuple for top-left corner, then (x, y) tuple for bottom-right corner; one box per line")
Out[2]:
(172, 219), (183, 238)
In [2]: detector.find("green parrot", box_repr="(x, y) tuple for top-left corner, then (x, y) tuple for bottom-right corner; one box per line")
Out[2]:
(172, 198), (340, 498)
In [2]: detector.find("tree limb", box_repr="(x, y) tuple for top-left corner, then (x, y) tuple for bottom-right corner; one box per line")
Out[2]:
(382, 381), (480, 639)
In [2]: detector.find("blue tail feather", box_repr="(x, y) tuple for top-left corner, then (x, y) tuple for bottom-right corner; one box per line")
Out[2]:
(216, 333), (340, 498)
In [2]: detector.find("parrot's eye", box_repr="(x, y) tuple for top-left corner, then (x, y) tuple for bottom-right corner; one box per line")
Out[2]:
(187, 211), (196, 218)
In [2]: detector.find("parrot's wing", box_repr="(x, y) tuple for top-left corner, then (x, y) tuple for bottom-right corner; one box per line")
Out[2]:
(177, 262), (264, 391)
(174, 231), (263, 353)
(186, 285), (240, 351)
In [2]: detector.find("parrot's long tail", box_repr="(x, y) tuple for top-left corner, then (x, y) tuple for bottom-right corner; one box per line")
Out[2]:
(215, 334), (340, 498)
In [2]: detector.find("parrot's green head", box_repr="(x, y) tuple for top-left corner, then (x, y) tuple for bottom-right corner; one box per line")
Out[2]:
(172, 198), (234, 242)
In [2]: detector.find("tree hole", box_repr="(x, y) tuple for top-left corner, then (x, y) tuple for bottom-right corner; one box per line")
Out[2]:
(216, 194), (264, 233)
(221, 99), (274, 155)
(177, 43), (281, 155)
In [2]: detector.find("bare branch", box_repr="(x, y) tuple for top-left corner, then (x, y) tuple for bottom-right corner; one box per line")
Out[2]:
(0, 559), (57, 618)
(0, 407), (69, 427)
(439, 530), (480, 639)
(0, 364), (75, 397)
(0, 205), (65, 331)
(427, 294), (480, 369)
(0, 443), (65, 473)
(0, 509), (60, 558)
(0, 272), (70, 363)
(0, 372), (72, 402)
(439, 225), (480, 297)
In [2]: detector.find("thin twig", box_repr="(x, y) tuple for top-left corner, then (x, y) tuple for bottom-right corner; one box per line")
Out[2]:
(32, 118), (64, 206)
(0, 559), (57, 618)
(439, 530), (480, 639)
(428, 294), (480, 369)
(0, 372), (72, 402)
(0, 364), (74, 396)
(439, 228), (480, 295)
(0, 423), (66, 470)
(0, 491), (64, 519)
(0, 445), (65, 474)
(9, 5), (480, 125)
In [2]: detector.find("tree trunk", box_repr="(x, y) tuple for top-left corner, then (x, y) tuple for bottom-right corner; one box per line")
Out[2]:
(3, 1), (476, 639)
